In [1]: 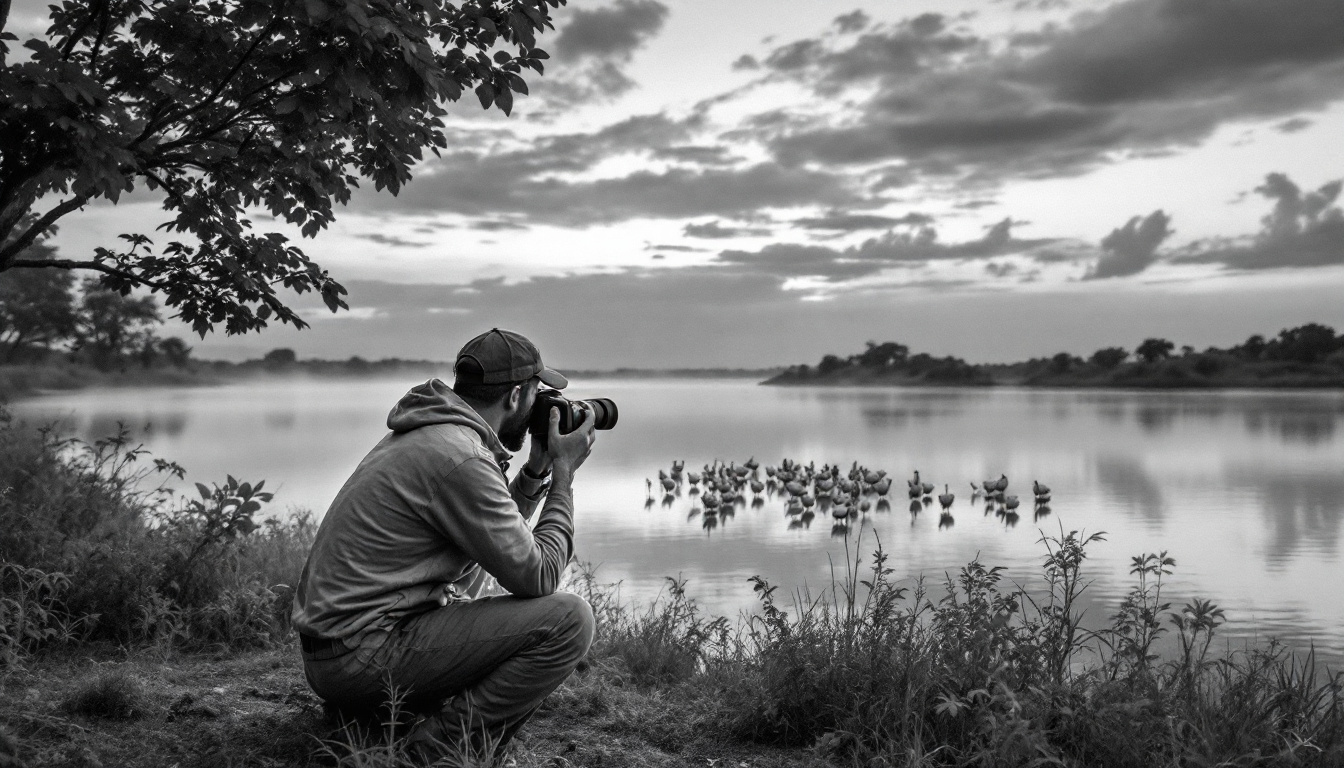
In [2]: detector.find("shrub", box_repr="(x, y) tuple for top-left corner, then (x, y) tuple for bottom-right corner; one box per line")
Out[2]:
(0, 405), (314, 654)
(61, 667), (149, 720)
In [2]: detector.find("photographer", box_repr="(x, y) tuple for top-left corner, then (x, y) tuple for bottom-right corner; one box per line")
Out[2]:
(291, 328), (597, 763)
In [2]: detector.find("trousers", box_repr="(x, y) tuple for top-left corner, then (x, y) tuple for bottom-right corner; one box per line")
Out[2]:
(302, 591), (594, 762)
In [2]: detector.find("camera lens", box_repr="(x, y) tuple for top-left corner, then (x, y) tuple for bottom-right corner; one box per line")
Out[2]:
(581, 398), (618, 430)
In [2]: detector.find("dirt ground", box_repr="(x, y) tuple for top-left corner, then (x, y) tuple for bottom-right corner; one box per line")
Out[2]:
(0, 645), (823, 768)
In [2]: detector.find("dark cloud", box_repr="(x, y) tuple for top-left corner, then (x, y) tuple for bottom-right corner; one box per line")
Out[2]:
(833, 10), (871, 34)
(716, 218), (1061, 282)
(653, 145), (738, 165)
(684, 221), (772, 239)
(552, 0), (669, 60)
(469, 220), (529, 232)
(363, 140), (868, 226)
(1178, 173), (1344, 270)
(537, 0), (670, 106)
(644, 243), (706, 252)
(1276, 118), (1312, 134)
(1085, 210), (1174, 279)
(731, 54), (760, 71)
(792, 211), (934, 231)
(352, 233), (431, 248)
(749, 0), (1344, 185)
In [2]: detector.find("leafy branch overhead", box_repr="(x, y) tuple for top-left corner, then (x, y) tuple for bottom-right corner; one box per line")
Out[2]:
(0, 0), (563, 335)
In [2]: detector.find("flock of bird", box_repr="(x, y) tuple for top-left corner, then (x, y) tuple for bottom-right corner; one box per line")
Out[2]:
(646, 458), (1055, 533)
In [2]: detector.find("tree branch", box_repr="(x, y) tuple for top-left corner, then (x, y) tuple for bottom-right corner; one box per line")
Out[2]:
(7, 257), (167, 290)
(154, 8), (286, 134)
(0, 194), (89, 268)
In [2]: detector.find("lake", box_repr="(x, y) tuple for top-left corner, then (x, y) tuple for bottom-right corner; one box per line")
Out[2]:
(11, 377), (1344, 665)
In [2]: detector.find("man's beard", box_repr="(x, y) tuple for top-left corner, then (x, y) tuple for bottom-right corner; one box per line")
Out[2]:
(499, 406), (531, 452)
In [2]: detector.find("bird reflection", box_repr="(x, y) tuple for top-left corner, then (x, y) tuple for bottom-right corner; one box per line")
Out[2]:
(645, 497), (656, 510)
(909, 500), (922, 514)
(830, 523), (850, 538)
(1034, 505), (1052, 521)
(702, 515), (718, 533)
(939, 513), (954, 530)
(661, 494), (675, 509)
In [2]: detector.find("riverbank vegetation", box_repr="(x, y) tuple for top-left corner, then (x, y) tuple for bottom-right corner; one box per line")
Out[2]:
(765, 323), (1344, 389)
(2, 409), (1342, 767)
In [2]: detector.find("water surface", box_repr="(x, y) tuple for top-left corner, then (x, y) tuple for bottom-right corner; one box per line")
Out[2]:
(13, 378), (1344, 664)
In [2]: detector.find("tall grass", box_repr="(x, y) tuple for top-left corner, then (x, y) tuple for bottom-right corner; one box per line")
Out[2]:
(3, 408), (1340, 766)
(0, 405), (313, 658)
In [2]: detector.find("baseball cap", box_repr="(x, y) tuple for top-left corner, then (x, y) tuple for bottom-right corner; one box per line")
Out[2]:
(454, 328), (568, 390)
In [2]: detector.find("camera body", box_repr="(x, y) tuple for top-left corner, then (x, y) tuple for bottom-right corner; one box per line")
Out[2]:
(528, 391), (618, 450)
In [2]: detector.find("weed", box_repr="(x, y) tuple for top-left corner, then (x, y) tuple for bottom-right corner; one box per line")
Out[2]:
(60, 667), (149, 720)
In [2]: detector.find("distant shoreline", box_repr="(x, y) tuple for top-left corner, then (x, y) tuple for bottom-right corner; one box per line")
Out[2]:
(0, 360), (786, 400)
(761, 362), (1344, 390)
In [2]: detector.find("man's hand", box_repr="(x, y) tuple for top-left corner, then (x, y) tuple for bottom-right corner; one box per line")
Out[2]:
(547, 404), (596, 481)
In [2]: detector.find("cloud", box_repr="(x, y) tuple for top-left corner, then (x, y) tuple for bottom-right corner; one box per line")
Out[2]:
(731, 54), (760, 71)
(832, 10), (871, 34)
(748, 0), (1344, 186)
(792, 211), (933, 231)
(362, 144), (868, 226)
(353, 233), (431, 248)
(684, 220), (772, 239)
(1178, 173), (1344, 270)
(540, 0), (670, 106)
(715, 217), (1061, 283)
(1086, 210), (1174, 279)
(469, 220), (529, 232)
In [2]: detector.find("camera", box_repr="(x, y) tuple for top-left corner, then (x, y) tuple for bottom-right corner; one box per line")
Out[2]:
(528, 390), (618, 450)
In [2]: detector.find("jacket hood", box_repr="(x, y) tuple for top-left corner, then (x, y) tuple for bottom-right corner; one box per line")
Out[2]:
(386, 379), (510, 463)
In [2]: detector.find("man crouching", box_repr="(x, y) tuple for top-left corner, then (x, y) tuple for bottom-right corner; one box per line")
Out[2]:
(291, 329), (596, 764)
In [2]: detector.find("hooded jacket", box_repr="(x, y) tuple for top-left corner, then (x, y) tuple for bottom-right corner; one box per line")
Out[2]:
(291, 379), (574, 644)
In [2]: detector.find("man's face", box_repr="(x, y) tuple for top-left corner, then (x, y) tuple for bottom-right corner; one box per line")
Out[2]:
(498, 379), (538, 452)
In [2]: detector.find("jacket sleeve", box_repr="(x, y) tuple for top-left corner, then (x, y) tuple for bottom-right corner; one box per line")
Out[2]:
(423, 456), (574, 598)
(510, 469), (549, 523)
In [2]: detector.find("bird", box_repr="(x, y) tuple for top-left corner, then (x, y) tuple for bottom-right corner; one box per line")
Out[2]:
(939, 484), (954, 511)
(1033, 480), (1051, 497)
(994, 474), (1009, 492)
(661, 477), (676, 493)
(921, 481), (935, 497)
(872, 478), (892, 496)
(1004, 495), (1020, 512)
(750, 479), (765, 496)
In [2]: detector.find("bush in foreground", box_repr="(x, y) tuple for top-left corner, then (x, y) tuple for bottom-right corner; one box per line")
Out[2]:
(0, 405), (313, 658)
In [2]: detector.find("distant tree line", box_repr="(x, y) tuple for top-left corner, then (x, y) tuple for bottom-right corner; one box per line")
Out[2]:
(771, 325), (1344, 387)
(0, 240), (189, 370)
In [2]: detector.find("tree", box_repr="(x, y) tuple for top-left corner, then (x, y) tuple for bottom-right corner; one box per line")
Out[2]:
(72, 277), (160, 369)
(1265, 323), (1340, 364)
(817, 354), (847, 375)
(0, 0), (565, 336)
(1234, 334), (1267, 360)
(262, 347), (296, 368)
(1135, 338), (1175, 364)
(1048, 352), (1078, 374)
(157, 336), (192, 367)
(857, 341), (909, 368)
(0, 239), (77, 361)
(1088, 347), (1128, 369)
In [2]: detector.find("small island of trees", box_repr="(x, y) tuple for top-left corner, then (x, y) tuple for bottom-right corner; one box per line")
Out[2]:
(766, 324), (1344, 389)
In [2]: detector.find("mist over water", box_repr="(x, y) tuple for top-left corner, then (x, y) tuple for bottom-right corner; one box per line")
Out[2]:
(13, 378), (1344, 664)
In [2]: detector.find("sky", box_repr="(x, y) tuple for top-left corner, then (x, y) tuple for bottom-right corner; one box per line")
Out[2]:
(11, 0), (1344, 367)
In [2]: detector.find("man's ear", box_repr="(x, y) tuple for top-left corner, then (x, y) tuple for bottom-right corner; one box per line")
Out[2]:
(507, 384), (523, 411)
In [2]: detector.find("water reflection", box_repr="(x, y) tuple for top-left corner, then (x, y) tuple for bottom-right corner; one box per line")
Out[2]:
(10, 379), (1344, 665)
(1095, 455), (1165, 523)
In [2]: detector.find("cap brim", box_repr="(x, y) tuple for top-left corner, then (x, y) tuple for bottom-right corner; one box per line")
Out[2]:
(538, 367), (568, 390)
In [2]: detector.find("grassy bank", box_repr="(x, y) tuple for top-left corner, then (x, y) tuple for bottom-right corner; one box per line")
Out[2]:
(3, 408), (1342, 767)
(0, 362), (221, 397)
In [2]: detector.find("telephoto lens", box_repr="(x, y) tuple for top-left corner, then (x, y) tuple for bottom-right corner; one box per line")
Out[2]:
(528, 392), (618, 450)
